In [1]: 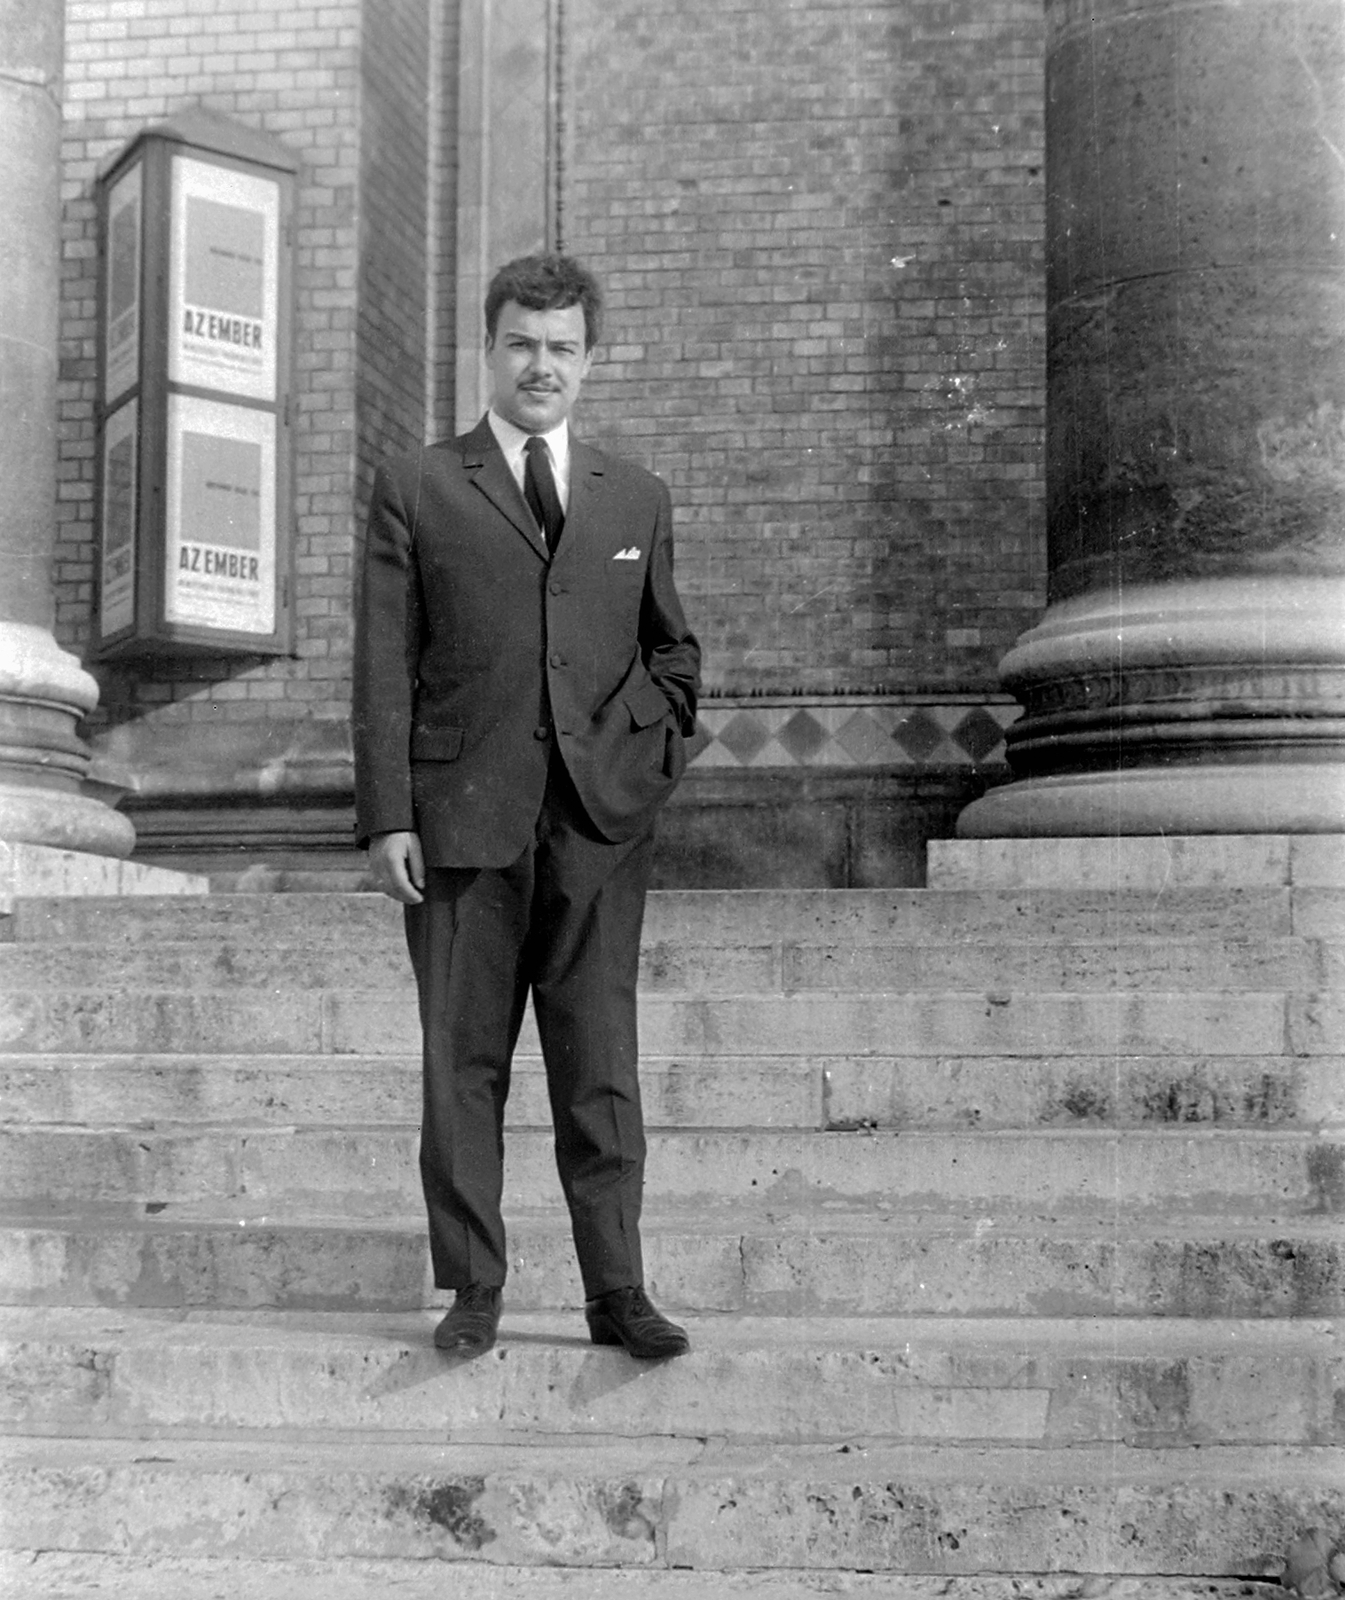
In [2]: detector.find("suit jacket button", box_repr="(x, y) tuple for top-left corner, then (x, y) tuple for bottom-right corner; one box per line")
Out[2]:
(549, 652), (565, 668)
(549, 581), (563, 595)
(533, 725), (550, 740)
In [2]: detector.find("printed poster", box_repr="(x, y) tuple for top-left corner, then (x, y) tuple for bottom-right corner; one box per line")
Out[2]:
(104, 162), (141, 403)
(169, 157), (279, 401)
(99, 400), (138, 638)
(165, 394), (276, 634)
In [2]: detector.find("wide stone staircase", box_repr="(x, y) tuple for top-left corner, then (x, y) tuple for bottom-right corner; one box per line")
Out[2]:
(0, 837), (1341, 1597)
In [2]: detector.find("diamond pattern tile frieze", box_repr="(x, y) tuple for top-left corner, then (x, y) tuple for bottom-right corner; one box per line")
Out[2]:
(713, 711), (773, 764)
(951, 706), (1012, 762)
(776, 711), (829, 763)
(692, 698), (1018, 769)
(834, 707), (904, 765)
(890, 709), (947, 762)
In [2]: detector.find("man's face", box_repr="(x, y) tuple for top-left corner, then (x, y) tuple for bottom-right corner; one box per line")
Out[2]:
(485, 300), (593, 433)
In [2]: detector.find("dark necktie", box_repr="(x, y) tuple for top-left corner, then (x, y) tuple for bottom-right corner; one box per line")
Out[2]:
(523, 435), (564, 550)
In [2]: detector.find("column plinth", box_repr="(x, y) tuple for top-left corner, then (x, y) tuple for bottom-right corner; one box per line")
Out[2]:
(0, 622), (134, 857)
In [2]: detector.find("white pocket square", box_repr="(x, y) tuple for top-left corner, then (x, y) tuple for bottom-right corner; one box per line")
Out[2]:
(613, 546), (641, 560)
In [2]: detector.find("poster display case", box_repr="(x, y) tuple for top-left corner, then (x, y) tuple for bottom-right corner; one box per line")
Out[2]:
(93, 109), (296, 659)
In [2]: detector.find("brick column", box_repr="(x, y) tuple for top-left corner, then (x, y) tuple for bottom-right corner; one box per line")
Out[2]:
(0, 0), (132, 856)
(959, 0), (1345, 836)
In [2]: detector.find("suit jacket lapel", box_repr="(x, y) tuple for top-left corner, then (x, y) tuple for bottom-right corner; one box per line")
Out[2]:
(561, 439), (606, 556)
(461, 417), (547, 558)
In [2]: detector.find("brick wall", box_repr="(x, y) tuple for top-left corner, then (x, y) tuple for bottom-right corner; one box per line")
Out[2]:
(58, 0), (367, 769)
(564, 0), (1046, 697)
(54, 0), (1045, 870)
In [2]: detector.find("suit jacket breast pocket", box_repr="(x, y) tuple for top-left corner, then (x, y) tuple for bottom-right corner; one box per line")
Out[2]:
(410, 726), (464, 761)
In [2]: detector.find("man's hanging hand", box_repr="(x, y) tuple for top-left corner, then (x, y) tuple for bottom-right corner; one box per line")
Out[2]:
(368, 830), (426, 904)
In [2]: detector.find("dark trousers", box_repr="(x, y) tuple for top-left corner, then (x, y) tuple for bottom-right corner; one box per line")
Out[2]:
(403, 757), (653, 1300)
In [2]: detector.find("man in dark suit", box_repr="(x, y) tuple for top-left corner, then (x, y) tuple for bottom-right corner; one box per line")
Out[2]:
(352, 254), (701, 1361)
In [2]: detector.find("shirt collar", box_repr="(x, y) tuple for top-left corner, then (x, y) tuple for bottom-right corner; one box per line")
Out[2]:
(487, 409), (570, 471)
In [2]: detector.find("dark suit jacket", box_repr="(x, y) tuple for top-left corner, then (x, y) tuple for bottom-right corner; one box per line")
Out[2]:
(352, 417), (701, 867)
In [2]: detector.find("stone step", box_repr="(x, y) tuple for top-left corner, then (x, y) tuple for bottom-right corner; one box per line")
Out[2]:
(4, 1206), (1341, 1317)
(0, 1054), (817, 1130)
(3, 878), (1332, 1600)
(927, 834), (1345, 892)
(0, 843), (208, 914)
(4, 1124), (1340, 1214)
(2, 1434), (1337, 1574)
(3, 987), (1333, 1056)
(5, 1051), (1341, 1130)
(0, 935), (1333, 994)
(0, 1552), (1291, 1600)
(824, 1053), (1345, 1131)
(10, 885), (1338, 946)
(3, 1306), (1338, 1447)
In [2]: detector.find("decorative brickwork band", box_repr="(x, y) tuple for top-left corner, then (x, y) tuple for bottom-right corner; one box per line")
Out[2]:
(695, 698), (1018, 770)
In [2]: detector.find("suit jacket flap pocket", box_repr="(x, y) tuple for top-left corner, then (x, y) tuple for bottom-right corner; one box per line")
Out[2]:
(625, 681), (672, 729)
(410, 726), (464, 761)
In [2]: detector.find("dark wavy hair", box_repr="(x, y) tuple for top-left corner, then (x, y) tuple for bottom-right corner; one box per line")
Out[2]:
(484, 254), (603, 350)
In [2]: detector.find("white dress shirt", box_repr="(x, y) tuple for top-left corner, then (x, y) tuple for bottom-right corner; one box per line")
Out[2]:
(487, 410), (572, 513)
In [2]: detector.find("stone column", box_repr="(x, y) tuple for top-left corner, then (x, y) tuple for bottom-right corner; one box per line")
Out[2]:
(959, 0), (1345, 837)
(454, 0), (554, 432)
(0, 0), (133, 858)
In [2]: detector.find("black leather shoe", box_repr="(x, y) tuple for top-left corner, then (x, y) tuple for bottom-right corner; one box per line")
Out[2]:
(585, 1285), (689, 1360)
(433, 1285), (502, 1356)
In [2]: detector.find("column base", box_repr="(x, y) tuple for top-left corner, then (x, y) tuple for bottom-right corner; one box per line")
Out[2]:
(956, 762), (1345, 838)
(961, 578), (1345, 839)
(0, 621), (135, 858)
(0, 785), (136, 859)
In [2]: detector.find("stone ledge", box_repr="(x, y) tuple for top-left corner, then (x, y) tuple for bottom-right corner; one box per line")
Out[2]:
(0, 1553), (1292, 1599)
(928, 833), (1345, 890)
(0, 842), (208, 913)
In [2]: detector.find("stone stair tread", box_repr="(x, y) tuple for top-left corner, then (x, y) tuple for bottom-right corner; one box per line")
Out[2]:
(0, 1551), (1289, 1600)
(0, 1052), (820, 1131)
(9, 1118), (1332, 1137)
(4, 1433), (1338, 1575)
(4, 1306), (1337, 1449)
(5, 1051), (1341, 1133)
(3, 1122), (1338, 1216)
(3, 1195), (1339, 1234)
(9, 934), (1323, 954)
(5, 1301), (1337, 1357)
(10, 1047), (1331, 1066)
(6, 987), (1326, 1058)
(0, 933), (1329, 993)
(8, 885), (1317, 944)
(3, 984), (1304, 999)
(6, 1203), (1341, 1317)
(5, 1203), (1337, 1248)
(6, 1428), (1338, 1481)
